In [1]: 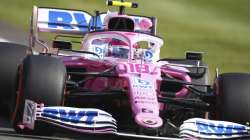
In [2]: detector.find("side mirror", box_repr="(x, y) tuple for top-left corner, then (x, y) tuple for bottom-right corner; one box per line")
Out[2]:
(52, 40), (72, 50)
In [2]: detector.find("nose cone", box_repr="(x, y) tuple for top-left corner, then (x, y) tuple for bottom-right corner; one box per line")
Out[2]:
(135, 113), (163, 128)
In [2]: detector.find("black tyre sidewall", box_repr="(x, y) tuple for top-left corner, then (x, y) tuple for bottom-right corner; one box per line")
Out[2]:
(0, 43), (27, 106)
(13, 55), (66, 135)
(216, 73), (250, 124)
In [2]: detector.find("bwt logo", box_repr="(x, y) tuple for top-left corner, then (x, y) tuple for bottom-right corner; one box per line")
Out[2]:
(196, 120), (247, 136)
(46, 10), (151, 32)
(47, 10), (103, 31)
(42, 108), (98, 124)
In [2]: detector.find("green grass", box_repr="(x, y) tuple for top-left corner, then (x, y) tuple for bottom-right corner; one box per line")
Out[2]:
(0, 0), (250, 79)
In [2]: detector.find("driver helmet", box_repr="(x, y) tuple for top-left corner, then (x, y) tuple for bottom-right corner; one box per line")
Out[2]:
(107, 38), (129, 58)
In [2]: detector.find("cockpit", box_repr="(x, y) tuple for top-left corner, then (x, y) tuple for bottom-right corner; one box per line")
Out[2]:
(91, 38), (129, 59)
(82, 31), (163, 62)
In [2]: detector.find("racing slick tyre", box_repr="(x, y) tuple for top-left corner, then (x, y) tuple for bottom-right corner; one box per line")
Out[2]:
(0, 42), (27, 114)
(12, 55), (66, 135)
(215, 73), (250, 125)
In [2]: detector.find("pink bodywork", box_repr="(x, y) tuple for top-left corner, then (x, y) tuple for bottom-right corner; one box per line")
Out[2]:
(62, 31), (191, 129)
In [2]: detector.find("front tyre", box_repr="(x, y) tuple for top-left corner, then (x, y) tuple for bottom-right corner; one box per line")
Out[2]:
(215, 73), (250, 124)
(12, 55), (66, 135)
(0, 43), (27, 113)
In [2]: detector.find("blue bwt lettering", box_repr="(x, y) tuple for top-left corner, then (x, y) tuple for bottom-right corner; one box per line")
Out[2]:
(196, 120), (246, 136)
(48, 10), (89, 31)
(90, 15), (104, 30)
(196, 122), (213, 134)
(85, 111), (98, 124)
(42, 108), (98, 124)
(73, 12), (88, 31)
(49, 11), (73, 29)
(59, 109), (85, 123)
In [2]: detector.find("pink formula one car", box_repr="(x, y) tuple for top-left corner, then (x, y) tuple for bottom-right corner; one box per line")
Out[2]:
(0, 1), (250, 139)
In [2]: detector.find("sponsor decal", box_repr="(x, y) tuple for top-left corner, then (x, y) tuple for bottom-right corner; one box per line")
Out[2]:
(95, 46), (104, 54)
(134, 96), (155, 100)
(142, 108), (153, 113)
(23, 100), (36, 129)
(42, 108), (98, 124)
(94, 46), (105, 59)
(38, 8), (153, 34)
(144, 50), (153, 62)
(132, 77), (153, 89)
(180, 118), (250, 139)
(48, 10), (91, 31)
(38, 8), (92, 32)
(196, 120), (247, 136)
(134, 96), (157, 104)
(134, 100), (156, 104)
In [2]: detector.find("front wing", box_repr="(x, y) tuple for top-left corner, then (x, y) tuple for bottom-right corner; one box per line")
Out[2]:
(22, 99), (250, 140)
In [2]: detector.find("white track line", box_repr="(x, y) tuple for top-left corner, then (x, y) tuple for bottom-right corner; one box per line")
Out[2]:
(0, 37), (9, 42)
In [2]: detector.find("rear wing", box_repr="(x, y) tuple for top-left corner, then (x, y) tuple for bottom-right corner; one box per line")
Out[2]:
(30, 6), (92, 50)
(30, 6), (157, 51)
(33, 7), (92, 34)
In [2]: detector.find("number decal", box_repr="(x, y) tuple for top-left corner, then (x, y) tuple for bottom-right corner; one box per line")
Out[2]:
(128, 63), (135, 72)
(135, 63), (150, 73)
(127, 63), (150, 73)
